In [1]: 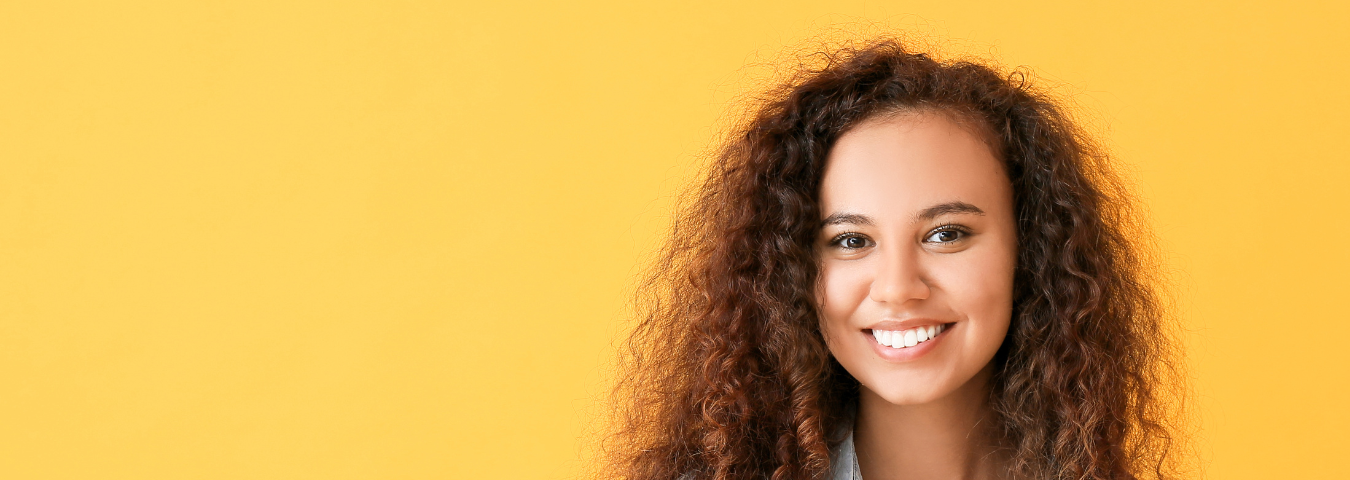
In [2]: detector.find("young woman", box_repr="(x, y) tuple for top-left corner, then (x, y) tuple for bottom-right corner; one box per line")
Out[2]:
(603, 38), (1183, 480)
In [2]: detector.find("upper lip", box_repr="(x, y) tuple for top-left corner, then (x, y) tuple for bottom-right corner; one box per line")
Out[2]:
(865, 319), (951, 331)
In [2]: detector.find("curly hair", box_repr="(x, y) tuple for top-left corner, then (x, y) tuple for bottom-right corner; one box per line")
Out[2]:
(601, 38), (1184, 480)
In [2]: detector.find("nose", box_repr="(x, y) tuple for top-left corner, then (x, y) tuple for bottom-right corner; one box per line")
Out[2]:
(868, 245), (931, 305)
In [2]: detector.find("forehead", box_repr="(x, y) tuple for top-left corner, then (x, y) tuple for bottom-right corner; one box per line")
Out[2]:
(819, 113), (1010, 217)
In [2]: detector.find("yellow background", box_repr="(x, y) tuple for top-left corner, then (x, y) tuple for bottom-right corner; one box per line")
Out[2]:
(3, 1), (1347, 478)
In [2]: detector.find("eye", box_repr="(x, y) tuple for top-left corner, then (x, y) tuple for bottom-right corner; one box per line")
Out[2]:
(829, 233), (874, 250)
(923, 225), (969, 244)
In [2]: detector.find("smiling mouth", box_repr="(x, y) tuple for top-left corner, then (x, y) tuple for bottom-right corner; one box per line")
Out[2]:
(867, 324), (952, 349)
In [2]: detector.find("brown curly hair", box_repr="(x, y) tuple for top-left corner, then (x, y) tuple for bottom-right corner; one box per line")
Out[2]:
(601, 38), (1184, 480)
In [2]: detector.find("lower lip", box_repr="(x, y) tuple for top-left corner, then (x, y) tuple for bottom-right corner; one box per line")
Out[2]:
(865, 324), (952, 362)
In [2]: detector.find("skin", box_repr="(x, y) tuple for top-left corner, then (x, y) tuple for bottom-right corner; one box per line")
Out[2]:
(816, 112), (1018, 480)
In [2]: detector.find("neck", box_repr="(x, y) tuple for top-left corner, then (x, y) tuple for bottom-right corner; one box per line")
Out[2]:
(852, 364), (1005, 480)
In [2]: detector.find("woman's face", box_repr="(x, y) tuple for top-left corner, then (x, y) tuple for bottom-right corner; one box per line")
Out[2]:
(816, 112), (1017, 406)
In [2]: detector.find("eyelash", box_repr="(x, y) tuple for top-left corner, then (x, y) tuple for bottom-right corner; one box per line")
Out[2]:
(827, 224), (971, 249)
(925, 223), (971, 243)
(828, 231), (871, 249)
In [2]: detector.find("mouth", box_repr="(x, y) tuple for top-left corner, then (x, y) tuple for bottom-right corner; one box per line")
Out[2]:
(866, 323), (953, 350)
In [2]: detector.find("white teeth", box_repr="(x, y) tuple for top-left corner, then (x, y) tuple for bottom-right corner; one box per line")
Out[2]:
(871, 324), (948, 349)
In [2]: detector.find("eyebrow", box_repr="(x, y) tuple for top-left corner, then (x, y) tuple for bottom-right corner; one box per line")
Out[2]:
(821, 212), (874, 226)
(914, 201), (985, 221)
(820, 201), (984, 227)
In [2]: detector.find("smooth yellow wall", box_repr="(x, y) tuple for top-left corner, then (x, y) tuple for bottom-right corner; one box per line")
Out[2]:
(3, 1), (1347, 478)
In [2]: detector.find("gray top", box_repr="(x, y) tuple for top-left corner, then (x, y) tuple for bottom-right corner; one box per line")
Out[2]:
(827, 427), (864, 480)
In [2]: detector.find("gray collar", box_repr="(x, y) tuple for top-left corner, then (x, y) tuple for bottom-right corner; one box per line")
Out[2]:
(828, 428), (863, 480)
(827, 408), (863, 480)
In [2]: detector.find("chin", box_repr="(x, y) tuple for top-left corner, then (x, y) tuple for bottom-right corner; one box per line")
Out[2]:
(859, 359), (998, 409)
(866, 381), (952, 406)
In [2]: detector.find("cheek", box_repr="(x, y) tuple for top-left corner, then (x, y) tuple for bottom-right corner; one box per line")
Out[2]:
(815, 262), (871, 334)
(935, 247), (1016, 333)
